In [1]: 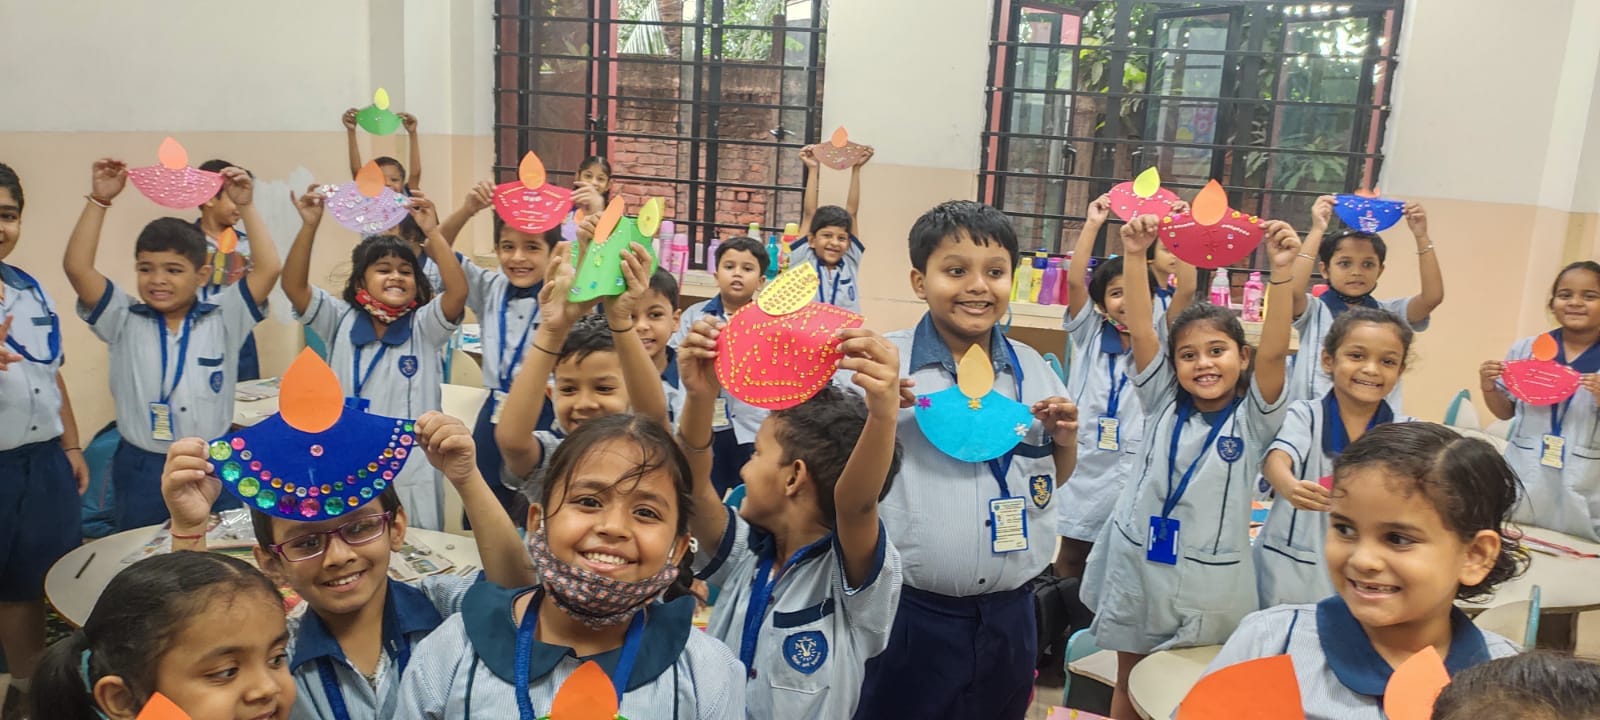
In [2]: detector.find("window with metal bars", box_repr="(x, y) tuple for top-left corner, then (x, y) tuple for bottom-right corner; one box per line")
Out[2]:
(981, 0), (1403, 264)
(493, 0), (828, 269)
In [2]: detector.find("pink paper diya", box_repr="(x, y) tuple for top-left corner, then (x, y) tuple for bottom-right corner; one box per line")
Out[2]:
(1108, 167), (1181, 221)
(1503, 334), (1582, 406)
(127, 137), (225, 210)
(812, 127), (870, 171)
(1159, 180), (1264, 270)
(494, 152), (575, 234)
(324, 161), (409, 235)
(715, 264), (864, 410)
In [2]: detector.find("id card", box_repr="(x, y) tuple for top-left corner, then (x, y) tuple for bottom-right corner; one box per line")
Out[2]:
(1147, 515), (1180, 566)
(1097, 416), (1121, 451)
(1541, 434), (1566, 469)
(989, 497), (1029, 553)
(149, 402), (174, 442)
(490, 390), (508, 425)
(712, 397), (732, 430)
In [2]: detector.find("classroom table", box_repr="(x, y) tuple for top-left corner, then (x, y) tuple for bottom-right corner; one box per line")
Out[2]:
(1464, 526), (1600, 613)
(43, 526), (482, 628)
(1128, 644), (1222, 720)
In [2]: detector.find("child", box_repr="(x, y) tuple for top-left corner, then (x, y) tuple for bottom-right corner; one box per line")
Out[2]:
(195, 158), (261, 380)
(1257, 307), (1415, 608)
(792, 143), (872, 312)
(1286, 195), (1442, 409)
(31, 551), (295, 720)
(1481, 260), (1600, 540)
(63, 158), (281, 530)
(853, 200), (1079, 720)
(1203, 423), (1527, 720)
(678, 317), (904, 719)
(159, 411), (533, 720)
(1431, 651), (1600, 719)
(343, 108), (422, 193)
(282, 187), (468, 531)
(0, 161), (88, 717)
(569, 156), (613, 221)
(670, 237), (769, 496)
(394, 414), (746, 718)
(1078, 214), (1299, 720)
(634, 268), (685, 423)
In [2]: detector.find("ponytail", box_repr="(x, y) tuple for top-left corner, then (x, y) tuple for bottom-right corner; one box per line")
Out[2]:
(31, 629), (100, 720)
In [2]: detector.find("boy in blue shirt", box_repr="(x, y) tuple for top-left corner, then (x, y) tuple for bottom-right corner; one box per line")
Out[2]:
(63, 158), (282, 530)
(852, 200), (1079, 720)
(194, 158), (261, 381)
(634, 268), (684, 424)
(792, 144), (871, 313)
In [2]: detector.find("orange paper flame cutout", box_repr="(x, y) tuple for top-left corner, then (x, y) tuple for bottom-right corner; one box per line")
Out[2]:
(830, 126), (850, 148)
(1383, 647), (1451, 720)
(1177, 655), (1304, 720)
(1191, 180), (1228, 226)
(215, 227), (239, 254)
(157, 137), (189, 171)
(136, 692), (192, 720)
(550, 661), (619, 720)
(355, 160), (387, 199)
(593, 196), (627, 248)
(519, 152), (548, 189)
(1532, 333), (1559, 362)
(279, 348), (344, 434)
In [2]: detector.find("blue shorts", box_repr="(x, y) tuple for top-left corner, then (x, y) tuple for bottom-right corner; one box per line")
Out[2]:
(113, 440), (239, 531)
(0, 440), (82, 601)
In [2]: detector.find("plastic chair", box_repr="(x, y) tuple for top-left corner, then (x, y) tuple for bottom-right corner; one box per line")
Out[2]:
(724, 484), (747, 510)
(1443, 388), (1478, 429)
(1061, 628), (1106, 706)
(1525, 585), (1542, 651)
(303, 325), (328, 361)
(1044, 353), (1067, 384)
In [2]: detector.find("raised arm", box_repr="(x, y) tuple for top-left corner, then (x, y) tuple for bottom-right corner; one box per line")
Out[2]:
(281, 185), (325, 316)
(1403, 202), (1443, 325)
(497, 249), (585, 480)
(1068, 194), (1110, 318)
(160, 438), (222, 553)
(835, 329), (900, 587)
(408, 192), (468, 323)
(342, 108), (363, 179)
(1255, 221), (1302, 405)
(676, 317), (731, 552)
(400, 113), (423, 190)
(798, 146), (820, 235)
(218, 169), (282, 305)
(1292, 195), (1335, 319)
(1118, 216), (1163, 373)
(605, 244), (669, 427)
(846, 147), (872, 228)
(439, 181), (494, 248)
(63, 159), (127, 310)
(415, 411), (535, 586)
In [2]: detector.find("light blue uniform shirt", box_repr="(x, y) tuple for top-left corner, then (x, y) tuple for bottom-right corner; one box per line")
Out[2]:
(1289, 295), (1424, 411)
(393, 583), (745, 719)
(297, 288), (458, 530)
(695, 508), (901, 720)
(671, 295), (767, 444)
(1202, 597), (1518, 720)
(0, 264), (65, 450)
(461, 256), (542, 398)
(1058, 302), (1148, 542)
(288, 576), (476, 720)
(1500, 333), (1600, 540)
(79, 280), (264, 453)
(875, 314), (1069, 597)
(786, 235), (863, 314)
(1080, 353), (1288, 653)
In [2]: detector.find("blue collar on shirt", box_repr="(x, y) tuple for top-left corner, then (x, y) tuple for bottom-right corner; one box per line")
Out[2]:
(703, 294), (726, 318)
(747, 525), (835, 565)
(460, 582), (694, 690)
(1552, 328), (1600, 374)
(350, 311), (416, 347)
(661, 346), (680, 389)
(907, 313), (1014, 375)
(289, 579), (444, 672)
(128, 300), (220, 318)
(1316, 594), (1492, 697)
(0, 262), (37, 289)
(1099, 321), (1130, 356)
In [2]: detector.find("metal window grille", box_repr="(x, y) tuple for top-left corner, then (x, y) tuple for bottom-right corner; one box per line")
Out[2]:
(981, 0), (1404, 264)
(493, 0), (828, 269)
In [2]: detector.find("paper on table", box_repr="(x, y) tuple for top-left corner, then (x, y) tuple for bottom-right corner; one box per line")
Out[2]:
(1334, 189), (1404, 233)
(715, 267), (864, 410)
(1176, 655), (1304, 720)
(1383, 646), (1450, 720)
(549, 660), (622, 720)
(1108, 167), (1182, 222)
(913, 344), (1037, 463)
(1160, 180), (1265, 270)
(127, 137), (225, 210)
(813, 126), (870, 170)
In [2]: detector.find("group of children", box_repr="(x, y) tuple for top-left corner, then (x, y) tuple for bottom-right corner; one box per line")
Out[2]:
(2, 121), (1599, 719)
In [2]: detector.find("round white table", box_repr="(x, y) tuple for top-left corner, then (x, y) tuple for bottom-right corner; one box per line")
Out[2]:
(1463, 526), (1600, 613)
(45, 526), (481, 628)
(1128, 644), (1222, 720)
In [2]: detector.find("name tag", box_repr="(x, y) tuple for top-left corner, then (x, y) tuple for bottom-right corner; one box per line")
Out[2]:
(1541, 434), (1566, 469)
(490, 390), (507, 425)
(712, 397), (731, 430)
(990, 497), (1028, 553)
(1147, 515), (1180, 566)
(32, 315), (53, 326)
(1097, 416), (1121, 451)
(149, 402), (174, 442)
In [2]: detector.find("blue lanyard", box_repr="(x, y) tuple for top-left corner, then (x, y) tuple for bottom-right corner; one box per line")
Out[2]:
(314, 633), (413, 720)
(3, 285), (61, 365)
(813, 257), (843, 306)
(352, 344), (390, 399)
(156, 312), (195, 404)
(1162, 398), (1237, 520)
(1104, 345), (1130, 419)
(514, 597), (645, 720)
(985, 339), (1026, 497)
(1552, 399), (1573, 437)
(738, 542), (818, 672)
(497, 293), (540, 392)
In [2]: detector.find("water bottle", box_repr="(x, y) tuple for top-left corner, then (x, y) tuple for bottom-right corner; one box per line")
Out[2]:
(1209, 268), (1232, 307)
(1242, 271), (1265, 322)
(764, 234), (782, 279)
(1037, 257), (1062, 306)
(1027, 252), (1048, 302)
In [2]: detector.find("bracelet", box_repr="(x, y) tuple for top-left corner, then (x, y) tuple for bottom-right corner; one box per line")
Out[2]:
(1296, 253), (1314, 262)
(532, 342), (560, 356)
(677, 431), (712, 454)
(608, 323), (636, 334)
(84, 194), (112, 209)
(169, 530), (206, 540)
(1269, 277), (1294, 286)
(1417, 243), (1435, 255)
(63, 447), (82, 452)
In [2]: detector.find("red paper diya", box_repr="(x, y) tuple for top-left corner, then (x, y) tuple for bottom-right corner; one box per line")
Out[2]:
(715, 264), (864, 410)
(1503, 333), (1582, 406)
(495, 152), (576, 234)
(1108, 167), (1181, 222)
(1159, 180), (1264, 270)
(127, 137), (225, 210)
(812, 127), (870, 171)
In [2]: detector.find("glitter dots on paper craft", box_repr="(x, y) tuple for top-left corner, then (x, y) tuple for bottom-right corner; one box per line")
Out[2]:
(237, 477), (260, 497)
(207, 417), (418, 522)
(209, 441), (232, 461)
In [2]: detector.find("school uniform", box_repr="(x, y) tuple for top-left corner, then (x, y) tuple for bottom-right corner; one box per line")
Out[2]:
(194, 220), (260, 380)
(851, 314), (1067, 719)
(661, 346), (685, 426)
(1500, 331), (1600, 540)
(298, 287), (458, 530)
(81, 279), (265, 530)
(786, 235), (863, 314)
(0, 263), (80, 602)
(461, 257), (544, 516)
(1203, 597), (1519, 720)
(288, 575), (477, 720)
(392, 583), (746, 719)
(1255, 396), (1411, 608)
(1057, 303), (1148, 543)
(419, 254), (445, 297)
(504, 429), (565, 506)
(695, 506), (901, 719)
(1289, 294), (1425, 410)
(671, 295), (763, 495)
(1079, 352), (1288, 653)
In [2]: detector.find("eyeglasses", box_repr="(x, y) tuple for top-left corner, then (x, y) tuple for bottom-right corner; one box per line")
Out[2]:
(268, 512), (393, 563)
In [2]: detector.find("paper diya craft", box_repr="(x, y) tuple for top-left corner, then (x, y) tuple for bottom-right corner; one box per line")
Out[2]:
(494, 152), (576, 235)
(812, 126), (871, 171)
(912, 344), (1037, 463)
(355, 87), (404, 135)
(1383, 646), (1452, 720)
(1108, 167), (1182, 222)
(127, 137), (225, 210)
(1159, 179), (1265, 270)
(1334, 188), (1405, 233)
(714, 263), (864, 410)
(1176, 655), (1304, 720)
(567, 197), (662, 302)
(322, 160), (410, 235)
(538, 660), (629, 720)
(1502, 333), (1583, 406)
(207, 349), (418, 521)
(135, 693), (191, 720)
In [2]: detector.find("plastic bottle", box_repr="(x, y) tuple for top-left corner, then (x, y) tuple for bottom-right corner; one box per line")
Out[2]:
(764, 234), (782, 279)
(1027, 252), (1048, 302)
(669, 233), (689, 280)
(1242, 271), (1265, 322)
(1012, 257), (1035, 302)
(692, 237), (705, 269)
(1037, 257), (1062, 306)
(1059, 258), (1072, 306)
(780, 222), (800, 272)
(706, 237), (722, 270)
(1209, 268), (1232, 307)
(655, 220), (674, 260)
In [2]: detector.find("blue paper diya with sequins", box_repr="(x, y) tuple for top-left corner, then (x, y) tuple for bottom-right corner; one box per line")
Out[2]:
(913, 387), (1036, 463)
(1334, 194), (1404, 233)
(207, 399), (418, 521)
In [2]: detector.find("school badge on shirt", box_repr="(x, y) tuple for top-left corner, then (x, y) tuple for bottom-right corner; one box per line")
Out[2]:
(1029, 474), (1054, 509)
(1217, 436), (1244, 463)
(398, 354), (419, 378)
(783, 631), (827, 674)
(210, 371), (224, 393)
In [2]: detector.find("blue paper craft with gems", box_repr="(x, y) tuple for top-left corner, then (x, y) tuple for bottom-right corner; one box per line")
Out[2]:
(207, 348), (418, 521)
(913, 343), (1036, 463)
(1334, 189), (1404, 233)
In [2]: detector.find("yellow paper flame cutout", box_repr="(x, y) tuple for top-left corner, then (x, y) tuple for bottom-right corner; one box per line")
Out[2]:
(1132, 167), (1161, 199)
(374, 87), (391, 111)
(756, 263), (820, 316)
(636, 197), (664, 237)
(957, 344), (996, 399)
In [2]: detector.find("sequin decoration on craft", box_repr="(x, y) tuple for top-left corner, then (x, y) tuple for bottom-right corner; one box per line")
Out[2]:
(568, 196), (661, 302)
(539, 660), (628, 720)
(912, 343), (1037, 462)
(206, 348), (417, 521)
(811, 126), (870, 171)
(1502, 333), (1583, 406)
(323, 161), (409, 235)
(355, 87), (403, 135)
(1334, 188), (1405, 233)
(493, 151), (575, 234)
(1159, 179), (1265, 270)
(1108, 167), (1182, 222)
(1176, 655), (1304, 720)
(715, 263), (864, 410)
(127, 137), (225, 209)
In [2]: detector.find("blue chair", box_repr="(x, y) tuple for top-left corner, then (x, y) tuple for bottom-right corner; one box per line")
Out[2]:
(724, 484), (747, 510)
(1061, 628), (1105, 706)
(1525, 585), (1543, 650)
(303, 325), (328, 361)
(1044, 353), (1067, 384)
